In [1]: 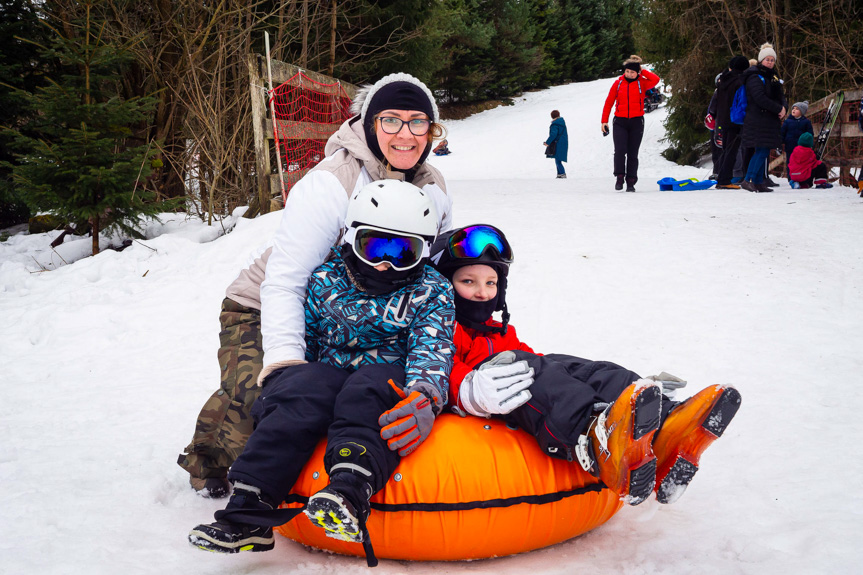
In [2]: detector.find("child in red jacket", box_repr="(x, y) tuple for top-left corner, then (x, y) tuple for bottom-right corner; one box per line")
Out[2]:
(788, 132), (832, 189)
(431, 224), (741, 505)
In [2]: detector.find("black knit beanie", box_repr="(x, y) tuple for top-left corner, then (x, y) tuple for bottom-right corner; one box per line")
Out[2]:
(623, 61), (641, 73)
(729, 55), (749, 72)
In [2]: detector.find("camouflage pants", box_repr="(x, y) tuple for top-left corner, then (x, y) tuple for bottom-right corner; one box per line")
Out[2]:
(177, 298), (263, 479)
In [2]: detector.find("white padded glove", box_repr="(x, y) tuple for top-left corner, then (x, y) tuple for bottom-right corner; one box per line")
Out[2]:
(459, 351), (535, 417)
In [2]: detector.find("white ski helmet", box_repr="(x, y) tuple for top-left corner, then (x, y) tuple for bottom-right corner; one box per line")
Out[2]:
(343, 179), (439, 270)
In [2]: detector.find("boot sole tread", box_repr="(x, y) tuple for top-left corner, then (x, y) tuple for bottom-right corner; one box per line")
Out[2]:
(655, 386), (741, 503)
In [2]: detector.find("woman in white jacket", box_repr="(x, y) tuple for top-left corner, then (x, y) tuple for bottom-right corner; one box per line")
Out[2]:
(178, 73), (452, 496)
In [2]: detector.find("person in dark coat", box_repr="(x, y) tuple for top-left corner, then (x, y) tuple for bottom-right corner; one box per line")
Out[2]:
(740, 43), (787, 192)
(713, 56), (751, 189)
(543, 110), (569, 178)
(780, 101), (813, 176)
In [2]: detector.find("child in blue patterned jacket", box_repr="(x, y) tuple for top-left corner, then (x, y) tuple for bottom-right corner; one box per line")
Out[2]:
(189, 180), (455, 565)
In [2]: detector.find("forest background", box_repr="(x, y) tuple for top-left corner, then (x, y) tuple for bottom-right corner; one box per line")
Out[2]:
(1, 0), (861, 236)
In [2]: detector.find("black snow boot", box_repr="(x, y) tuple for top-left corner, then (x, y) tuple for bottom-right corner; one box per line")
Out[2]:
(305, 472), (372, 543)
(306, 472), (378, 566)
(188, 482), (276, 553)
(626, 177), (637, 192)
(615, 175), (625, 190)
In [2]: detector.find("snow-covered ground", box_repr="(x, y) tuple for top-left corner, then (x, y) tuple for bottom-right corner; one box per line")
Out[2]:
(2, 78), (862, 575)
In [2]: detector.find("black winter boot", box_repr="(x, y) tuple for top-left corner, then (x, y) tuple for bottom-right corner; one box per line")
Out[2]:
(625, 178), (637, 192)
(188, 482), (276, 553)
(305, 472), (372, 543)
(615, 175), (625, 190)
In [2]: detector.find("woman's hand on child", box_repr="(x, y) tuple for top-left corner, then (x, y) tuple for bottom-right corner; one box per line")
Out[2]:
(379, 382), (437, 457)
(460, 351), (535, 417)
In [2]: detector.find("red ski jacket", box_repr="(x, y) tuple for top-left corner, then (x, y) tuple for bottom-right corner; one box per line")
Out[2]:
(787, 145), (821, 182)
(601, 69), (661, 123)
(449, 320), (537, 409)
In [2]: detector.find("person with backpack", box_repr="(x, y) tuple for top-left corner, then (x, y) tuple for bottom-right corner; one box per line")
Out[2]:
(739, 43), (787, 193)
(600, 55), (661, 192)
(543, 110), (569, 179)
(713, 56), (751, 189)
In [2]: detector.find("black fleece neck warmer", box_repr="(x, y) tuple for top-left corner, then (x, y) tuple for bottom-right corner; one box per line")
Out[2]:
(454, 292), (497, 325)
(340, 244), (425, 296)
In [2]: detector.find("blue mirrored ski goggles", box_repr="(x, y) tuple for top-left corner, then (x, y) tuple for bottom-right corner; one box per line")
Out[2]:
(447, 225), (513, 263)
(353, 226), (427, 271)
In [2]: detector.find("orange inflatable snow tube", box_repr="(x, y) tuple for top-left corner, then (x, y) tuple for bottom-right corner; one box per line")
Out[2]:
(275, 414), (623, 561)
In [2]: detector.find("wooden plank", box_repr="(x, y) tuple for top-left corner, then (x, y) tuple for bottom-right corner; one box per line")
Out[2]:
(248, 53), (274, 215)
(268, 58), (358, 99)
(262, 119), (340, 140)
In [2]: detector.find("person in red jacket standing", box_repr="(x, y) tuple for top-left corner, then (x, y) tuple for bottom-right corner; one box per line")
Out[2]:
(601, 55), (661, 192)
(430, 224), (741, 506)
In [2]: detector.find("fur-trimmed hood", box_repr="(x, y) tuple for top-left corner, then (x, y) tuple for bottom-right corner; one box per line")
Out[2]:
(349, 73), (439, 123)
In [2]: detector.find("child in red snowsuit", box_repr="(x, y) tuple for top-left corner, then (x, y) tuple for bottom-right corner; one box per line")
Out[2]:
(431, 224), (742, 506)
(788, 132), (831, 189)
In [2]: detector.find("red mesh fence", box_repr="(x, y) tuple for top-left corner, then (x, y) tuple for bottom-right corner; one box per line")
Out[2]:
(269, 72), (353, 202)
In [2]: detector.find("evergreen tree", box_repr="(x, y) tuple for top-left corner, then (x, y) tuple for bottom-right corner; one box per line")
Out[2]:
(433, 0), (497, 102)
(4, 1), (167, 255)
(0, 0), (47, 228)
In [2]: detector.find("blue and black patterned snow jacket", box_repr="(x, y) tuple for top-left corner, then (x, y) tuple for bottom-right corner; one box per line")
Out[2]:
(303, 249), (456, 402)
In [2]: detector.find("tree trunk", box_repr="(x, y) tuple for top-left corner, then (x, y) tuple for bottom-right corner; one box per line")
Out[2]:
(329, 0), (337, 76)
(92, 213), (100, 255)
(301, 0), (309, 67)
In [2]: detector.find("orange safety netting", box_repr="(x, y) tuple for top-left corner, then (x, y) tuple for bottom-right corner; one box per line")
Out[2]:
(269, 71), (353, 202)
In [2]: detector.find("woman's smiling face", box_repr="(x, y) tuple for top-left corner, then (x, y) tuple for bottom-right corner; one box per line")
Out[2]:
(375, 109), (430, 170)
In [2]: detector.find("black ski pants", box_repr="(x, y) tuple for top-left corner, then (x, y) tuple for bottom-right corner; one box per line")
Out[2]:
(228, 362), (405, 505)
(612, 116), (645, 180)
(716, 125), (742, 185)
(494, 351), (641, 462)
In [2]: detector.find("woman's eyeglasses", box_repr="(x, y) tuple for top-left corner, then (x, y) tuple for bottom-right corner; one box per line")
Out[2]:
(377, 116), (431, 136)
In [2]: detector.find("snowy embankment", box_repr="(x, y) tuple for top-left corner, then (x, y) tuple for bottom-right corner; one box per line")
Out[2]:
(1, 78), (861, 575)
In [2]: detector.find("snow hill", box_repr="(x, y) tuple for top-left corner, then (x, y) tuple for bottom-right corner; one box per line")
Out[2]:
(1, 77), (862, 575)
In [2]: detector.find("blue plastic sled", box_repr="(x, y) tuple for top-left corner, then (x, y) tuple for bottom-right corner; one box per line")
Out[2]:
(657, 177), (716, 191)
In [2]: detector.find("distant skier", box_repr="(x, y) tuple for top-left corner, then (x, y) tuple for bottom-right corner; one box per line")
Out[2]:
(601, 55), (661, 192)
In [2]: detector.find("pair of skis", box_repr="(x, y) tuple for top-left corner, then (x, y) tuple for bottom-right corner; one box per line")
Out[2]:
(814, 91), (845, 160)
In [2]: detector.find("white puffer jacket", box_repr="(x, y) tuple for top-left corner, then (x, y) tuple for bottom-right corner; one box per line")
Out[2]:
(227, 117), (452, 369)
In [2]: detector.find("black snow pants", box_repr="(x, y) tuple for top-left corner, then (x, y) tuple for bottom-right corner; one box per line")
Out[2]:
(716, 124), (742, 186)
(493, 351), (641, 462)
(612, 116), (645, 181)
(227, 362), (405, 507)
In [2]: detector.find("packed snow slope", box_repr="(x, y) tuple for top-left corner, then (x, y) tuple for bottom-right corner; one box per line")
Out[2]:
(1, 77), (862, 575)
